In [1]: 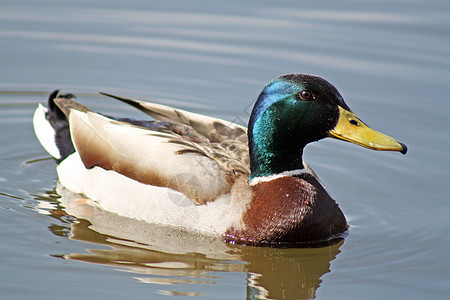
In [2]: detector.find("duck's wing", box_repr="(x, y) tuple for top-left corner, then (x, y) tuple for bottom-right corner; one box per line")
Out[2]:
(100, 93), (248, 143)
(55, 97), (249, 205)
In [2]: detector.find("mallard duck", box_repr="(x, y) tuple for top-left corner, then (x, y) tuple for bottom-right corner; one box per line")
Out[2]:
(33, 74), (407, 247)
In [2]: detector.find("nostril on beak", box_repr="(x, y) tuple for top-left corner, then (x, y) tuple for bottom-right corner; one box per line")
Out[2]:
(349, 119), (359, 126)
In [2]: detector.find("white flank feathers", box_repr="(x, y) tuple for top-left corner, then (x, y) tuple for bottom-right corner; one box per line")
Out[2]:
(57, 152), (246, 234)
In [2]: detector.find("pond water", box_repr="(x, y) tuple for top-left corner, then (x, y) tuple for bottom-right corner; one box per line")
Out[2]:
(1, 0), (449, 299)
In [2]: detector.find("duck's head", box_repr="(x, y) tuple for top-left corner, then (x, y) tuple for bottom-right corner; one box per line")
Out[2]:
(248, 74), (407, 178)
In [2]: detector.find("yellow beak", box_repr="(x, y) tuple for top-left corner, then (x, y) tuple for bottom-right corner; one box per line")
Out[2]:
(328, 106), (407, 154)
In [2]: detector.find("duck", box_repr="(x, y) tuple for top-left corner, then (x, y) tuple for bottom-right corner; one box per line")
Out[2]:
(33, 74), (407, 247)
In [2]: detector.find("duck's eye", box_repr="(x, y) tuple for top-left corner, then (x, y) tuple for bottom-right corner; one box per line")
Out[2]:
(298, 89), (313, 101)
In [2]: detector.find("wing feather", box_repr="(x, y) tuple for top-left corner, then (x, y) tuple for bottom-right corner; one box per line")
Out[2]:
(56, 96), (253, 204)
(100, 93), (247, 142)
(69, 109), (235, 204)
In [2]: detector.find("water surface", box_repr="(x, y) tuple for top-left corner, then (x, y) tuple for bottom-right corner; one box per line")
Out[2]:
(1, 0), (449, 299)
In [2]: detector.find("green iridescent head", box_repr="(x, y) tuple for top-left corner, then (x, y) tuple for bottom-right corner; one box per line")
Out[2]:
(248, 74), (406, 178)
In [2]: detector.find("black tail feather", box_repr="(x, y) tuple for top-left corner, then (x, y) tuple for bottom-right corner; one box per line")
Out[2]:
(45, 90), (76, 162)
(99, 92), (155, 117)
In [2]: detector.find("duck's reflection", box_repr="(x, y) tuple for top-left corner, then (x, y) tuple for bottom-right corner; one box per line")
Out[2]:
(38, 185), (343, 299)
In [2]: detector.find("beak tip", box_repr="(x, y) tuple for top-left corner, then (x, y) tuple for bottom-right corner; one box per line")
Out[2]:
(399, 142), (408, 155)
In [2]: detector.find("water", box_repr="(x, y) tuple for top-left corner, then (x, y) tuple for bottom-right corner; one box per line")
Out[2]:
(1, 0), (449, 299)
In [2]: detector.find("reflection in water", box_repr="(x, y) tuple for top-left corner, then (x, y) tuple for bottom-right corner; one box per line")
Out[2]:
(36, 185), (343, 299)
(240, 245), (342, 299)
